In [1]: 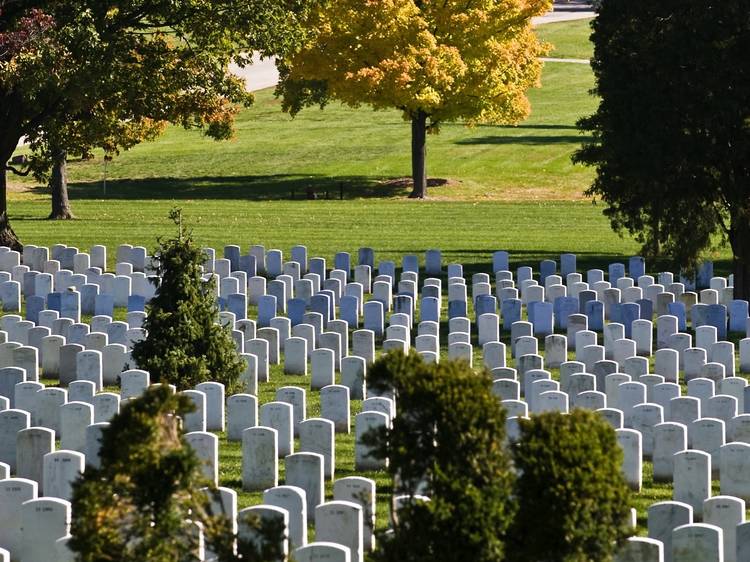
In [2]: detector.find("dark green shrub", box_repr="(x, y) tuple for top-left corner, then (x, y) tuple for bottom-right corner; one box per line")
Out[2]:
(69, 384), (208, 560)
(69, 385), (284, 562)
(131, 209), (244, 391)
(509, 409), (632, 562)
(366, 351), (514, 562)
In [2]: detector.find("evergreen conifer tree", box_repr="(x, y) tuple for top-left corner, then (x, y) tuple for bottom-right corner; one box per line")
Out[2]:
(131, 209), (244, 391)
(69, 385), (285, 562)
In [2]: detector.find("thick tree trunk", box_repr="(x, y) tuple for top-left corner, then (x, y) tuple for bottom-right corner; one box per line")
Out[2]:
(730, 215), (750, 300)
(48, 149), (74, 220)
(409, 111), (428, 199)
(0, 167), (23, 252)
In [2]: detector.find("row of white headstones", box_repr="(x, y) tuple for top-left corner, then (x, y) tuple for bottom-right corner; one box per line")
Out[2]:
(0, 244), (749, 561)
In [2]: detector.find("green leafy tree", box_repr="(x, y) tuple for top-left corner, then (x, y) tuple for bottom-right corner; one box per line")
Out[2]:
(365, 351), (514, 562)
(574, 0), (750, 297)
(509, 409), (632, 562)
(0, 0), (307, 248)
(276, 0), (550, 199)
(131, 209), (244, 391)
(70, 384), (286, 562)
(27, 112), (166, 220)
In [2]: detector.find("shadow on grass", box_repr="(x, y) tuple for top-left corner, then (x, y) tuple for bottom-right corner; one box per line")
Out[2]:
(34, 174), (411, 201)
(455, 134), (591, 146)
(453, 123), (591, 145)
(468, 123), (582, 131)
(375, 250), (635, 278)
(374, 249), (735, 278)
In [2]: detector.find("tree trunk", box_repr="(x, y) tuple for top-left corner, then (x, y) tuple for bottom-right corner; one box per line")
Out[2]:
(408, 111), (427, 199)
(730, 215), (750, 300)
(48, 149), (74, 220)
(650, 214), (661, 256)
(0, 167), (23, 252)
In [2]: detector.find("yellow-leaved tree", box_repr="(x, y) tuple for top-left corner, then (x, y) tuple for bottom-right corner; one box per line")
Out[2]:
(277, 0), (551, 198)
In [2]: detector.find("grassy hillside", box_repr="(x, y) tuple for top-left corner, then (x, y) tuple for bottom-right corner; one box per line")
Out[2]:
(13, 63), (596, 202)
(536, 18), (595, 60)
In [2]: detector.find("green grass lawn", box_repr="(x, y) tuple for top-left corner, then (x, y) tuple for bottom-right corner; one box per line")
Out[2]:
(5, 197), (733, 275)
(536, 18), (595, 60)
(12, 63), (596, 203)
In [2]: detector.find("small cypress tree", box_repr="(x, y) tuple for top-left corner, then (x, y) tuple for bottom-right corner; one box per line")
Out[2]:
(69, 385), (285, 562)
(509, 409), (632, 562)
(365, 351), (514, 562)
(131, 209), (244, 391)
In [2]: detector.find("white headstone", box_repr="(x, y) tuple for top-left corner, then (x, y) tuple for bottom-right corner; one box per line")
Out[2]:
(355, 412), (388, 471)
(315, 501), (363, 562)
(241, 426), (278, 491)
(648, 501), (692, 562)
(16, 426), (54, 491)
(616, 428), (642, 491)
(227, 393), (258, 442)
(264, 485), (308, 549)
(42, 450), (84, 500)
(20, 497), (71, 562)
(334, 477), (376, 552)
(299, 418), (335, 481)
(320, 385), (350, 434)
(720, 442), (750, 501)
(671, 523), (723, 562)
(0, 477), (37, 556)
(653, 422), (687, 482)
(260, 402), (294, 457)
(673, 450), (712, 517)
(60, 401), (93, 454)
(285, 452), (324, 522)
(185, 431), (218, 486)
(195, 382), (226, 432)
(704, 495), (745, 562)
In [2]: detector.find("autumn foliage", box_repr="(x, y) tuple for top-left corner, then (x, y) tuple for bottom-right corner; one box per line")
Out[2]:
(278, 0), (551, 197)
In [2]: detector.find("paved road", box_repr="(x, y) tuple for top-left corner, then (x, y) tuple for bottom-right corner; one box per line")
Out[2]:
(540, 57), (590, 64)
(534, 1), (595, 25)
(229, 52), (279, 93)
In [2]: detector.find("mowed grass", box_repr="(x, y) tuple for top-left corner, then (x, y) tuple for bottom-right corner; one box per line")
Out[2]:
(12, 63), (596, 202)
(536, 18), (595, 60)
(5, 198), (735, 275)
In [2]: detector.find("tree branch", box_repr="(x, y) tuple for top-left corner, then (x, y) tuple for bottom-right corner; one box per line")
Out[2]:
(5, 163), (32, 176)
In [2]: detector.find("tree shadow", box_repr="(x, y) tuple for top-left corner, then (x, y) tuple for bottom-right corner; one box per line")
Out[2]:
(374, 248), (734, 281)
(468, 124), (582, 131)
(455, 134), (591, 146)
(36, 174), (412, 201)
(377, 250), (637, 278)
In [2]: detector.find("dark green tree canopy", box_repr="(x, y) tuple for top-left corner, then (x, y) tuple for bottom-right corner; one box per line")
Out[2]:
(574, 0), (750, 297)
(510, 409), (632, 562)
(70, 384), (285, 562)
(70, 384), (210, 560)
(0, 0), (309, 247)
(365, 351), (514, 562)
